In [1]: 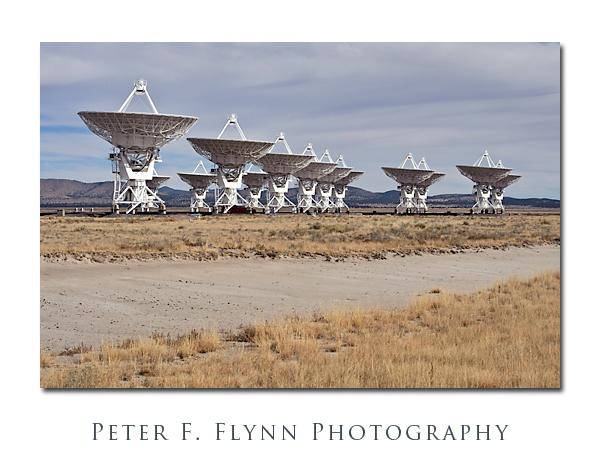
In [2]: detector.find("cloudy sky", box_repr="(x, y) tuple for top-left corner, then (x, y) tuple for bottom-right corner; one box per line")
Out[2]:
(40, 42), (560, 198)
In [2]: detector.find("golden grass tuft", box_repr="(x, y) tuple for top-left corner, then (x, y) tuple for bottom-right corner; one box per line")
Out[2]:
(41, 271), (560, 388)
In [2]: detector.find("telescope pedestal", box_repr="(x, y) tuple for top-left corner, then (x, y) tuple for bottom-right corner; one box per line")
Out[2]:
(471, 184), (494, 214)
(245, 188), (265, 212)
(331, 185), (350, 213)
(490, 188), (505, 214)
(214, 167), (248, 214)
(111, 152), (168, 214)
(296, 180), (318, 213)
(215, 188), (248, 213)
(190, 187), (212, 213)
(266, 177), (296, 213)
(394, 185), (417, 214)
(415, 186), (429, 213)
(315, 183), (333, 212)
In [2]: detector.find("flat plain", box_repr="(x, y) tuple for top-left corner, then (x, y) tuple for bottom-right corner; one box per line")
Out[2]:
(40, 212), (560, 388)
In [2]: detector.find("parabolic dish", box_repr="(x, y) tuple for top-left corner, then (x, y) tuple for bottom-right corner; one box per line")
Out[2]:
(416, 172), (446, 188)
(146, 175), (171, 190)
(177, 172), (217, 189)
(254, 153), (314, 176)
(187, 138), (275, 168)
(491, 174), (521, 189)
(293, 161), (338, 180)
(381, 167), (434, 185)
(335, 171), (364, 186)
(456, 165), (512, 184)
(78, 112), (198, 150)
(317, 166), (353, 184)
(243, 172), (269, 188)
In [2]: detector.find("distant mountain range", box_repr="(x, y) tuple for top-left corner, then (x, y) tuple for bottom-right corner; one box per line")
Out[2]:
(40, 179), (560, 209)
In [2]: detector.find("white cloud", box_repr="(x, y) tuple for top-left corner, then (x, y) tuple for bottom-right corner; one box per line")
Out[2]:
(40, 42), (560, 199)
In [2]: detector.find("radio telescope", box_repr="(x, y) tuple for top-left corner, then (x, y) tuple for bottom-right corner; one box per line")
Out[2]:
(177, 161), (217, 213)
(253, 133), (313, 214)
(456, 151), (514, 214)
(146, 175), (171, 191)
(381, 153), (435, 214)
(332, 170), (364, 213)
(145, 174), (172, 212)
(490, 173), (521, 214)
(187, 114), (275, 214)
(78, 78), (198, 214)
(315, 154), (353, 212)
(294, 144), (338, 213)
(413, 158), (445, 213)
(242, 170), (269, 212)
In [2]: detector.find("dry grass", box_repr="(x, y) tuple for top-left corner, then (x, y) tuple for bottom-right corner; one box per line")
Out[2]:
(40, 213), (560, 260)
(41, 270), (560, 388)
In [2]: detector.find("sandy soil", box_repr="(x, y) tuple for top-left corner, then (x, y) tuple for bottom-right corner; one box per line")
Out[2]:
(40, 244), (560, 353)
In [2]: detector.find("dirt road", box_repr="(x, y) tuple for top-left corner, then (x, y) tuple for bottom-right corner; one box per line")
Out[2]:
(40, 244), (560, 352)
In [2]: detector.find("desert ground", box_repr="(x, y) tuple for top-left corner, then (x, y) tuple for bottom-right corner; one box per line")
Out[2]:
(40, 243), (560, 353)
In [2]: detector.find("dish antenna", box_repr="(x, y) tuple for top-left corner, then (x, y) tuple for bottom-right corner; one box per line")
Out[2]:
(332, 170), (364, 213)
(242, 170), (269, 212)
(253, 133), (313, 213)
(187, 114), (275, 213)
(146, 175), (171, 191)
(456, 151), (515, 214)
(413, 158), (445, 213)
(294, 143), (337, 213)
(177, 161), (217, 213)
(78, 78), (198, 214)
(315, 154), (353, 212)
(381, 153), (436, 214)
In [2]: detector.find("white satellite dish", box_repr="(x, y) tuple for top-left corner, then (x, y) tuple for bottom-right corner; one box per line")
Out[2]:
(456, 151), (518, 214)
(242, 171), (270, 212)
(253, 133), (314, 213)
(332, 170), (364, 213)
(146, 175), (172, 191)
(78, 78), (197, 214)
(381, 153), (440, 214)
(294, 144), (337, 213)
(315, 154), (353, 212)
(187, 114), (275, 213)
(177, 161), (218, 213)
